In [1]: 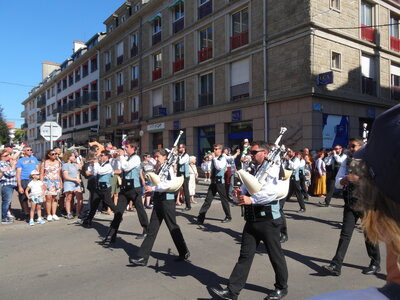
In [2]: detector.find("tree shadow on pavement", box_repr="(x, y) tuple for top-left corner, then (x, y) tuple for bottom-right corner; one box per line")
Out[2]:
(284, 212), (342, 229)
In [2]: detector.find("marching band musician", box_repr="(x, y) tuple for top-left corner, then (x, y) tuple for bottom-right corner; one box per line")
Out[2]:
(196, 144), (232, 224)
(210, 141), (288, 300)
(101, 140), (148, 244)
(81, 150), (115, 227)
(177, 144), (191, 211)
(129, 148), (190, 266)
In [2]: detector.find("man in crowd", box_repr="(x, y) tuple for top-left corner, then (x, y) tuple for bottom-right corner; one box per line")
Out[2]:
(177, 144), (191, 211)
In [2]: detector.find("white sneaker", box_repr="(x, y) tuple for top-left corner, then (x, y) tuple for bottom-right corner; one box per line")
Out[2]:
(37, 218), (46, 225)
(29, 219), (35, 226)
(52, 215), (60, 221)
(47, 215), (53, 222)
(7, 212), (15, 219)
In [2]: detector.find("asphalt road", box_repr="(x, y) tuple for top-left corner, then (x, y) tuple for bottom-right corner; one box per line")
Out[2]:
(0, 180), (386, 300)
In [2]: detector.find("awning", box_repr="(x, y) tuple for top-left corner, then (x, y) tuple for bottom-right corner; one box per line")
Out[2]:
(168, 0), (184, 8)
(148, 12), (161, 23)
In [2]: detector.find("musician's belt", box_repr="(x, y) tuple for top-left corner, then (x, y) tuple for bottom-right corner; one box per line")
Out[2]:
(243, 205), (274, 222)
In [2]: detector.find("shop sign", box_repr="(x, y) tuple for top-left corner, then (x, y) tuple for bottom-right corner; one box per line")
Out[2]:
(147, 122), (165, 132)
(317, 71), (334, 85)
(232, 110), (242, 121)
(173, 120), (180, 130)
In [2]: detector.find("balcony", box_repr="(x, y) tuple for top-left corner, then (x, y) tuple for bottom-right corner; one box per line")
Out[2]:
(152, 105), (167, 117)
(37, 114), (46, 123)
(173, 99), (185, 113)
(198, 46), (212, 62)
(231, 82), (249, 101)
(131, 45), (138, 57)
(117, 115), (124, 124)
(89, 91), (98, 103)
(74, 97), (82, 110)
(361, 25), (375, 43)
(131, 79), (138, 89)
(152, 68), (162, 81)
(68, 101), (75, 111)
(105, 63), (111, 72)
(391, 36), (400, 52)
(152, 32), (161, 45)
(391, 85), (400, 100)
(230, 30), (249, 50)
(131, 111), (139, 121)
(105, 91), (111, 99)
(37, 97), (46, 108)
(173, 58), (184, 72)
(117, 85), (124, 95)
(117, 55), (124, 65)
(198, 93), (213, 107)
(362, 76), (376, 96)
(198, 0), (212, 19)
(62, 104), (68, 113)
(173, 17), (184, 33)
(105, 118), (111, 126)
(21, 123), (28, 129)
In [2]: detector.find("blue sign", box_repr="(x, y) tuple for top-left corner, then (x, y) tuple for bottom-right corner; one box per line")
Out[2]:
(313, 103), (322, 111)
(173, 120), (180, 130)
(317, 71), (334, 85)
(367, 107), (376, 118)
(232, 110), (242, 122)
(159, 107), (167, 116)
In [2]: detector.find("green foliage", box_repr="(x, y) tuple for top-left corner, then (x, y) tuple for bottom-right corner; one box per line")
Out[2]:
(0, 105), (10, 145)
(14, 128), (25, 143)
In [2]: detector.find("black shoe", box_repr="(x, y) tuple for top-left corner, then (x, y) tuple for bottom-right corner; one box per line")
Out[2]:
(175, 251), (190, 262)
(210, 287), (237, 300)
(265, 288), (288, 300)
(80, 219), (92, 227)
(100, 228), (116, 245)
(297, 208), (306, 213)
(221, 217), (232, 223)
(195, 215), (204, 225)
(184, 207), (191, 211)
(129, 257), (148, 266)
(318, 201), (329, 207)
(362, 264), (380, 275)
(135, 233), (147, 239)
(322, 264), (341, 276)
(280, 233), (288, 243)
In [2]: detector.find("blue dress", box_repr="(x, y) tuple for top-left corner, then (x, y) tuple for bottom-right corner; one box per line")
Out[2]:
(62, 163), (80, 192)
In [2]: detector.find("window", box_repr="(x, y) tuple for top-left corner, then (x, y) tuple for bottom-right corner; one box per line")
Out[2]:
(199, 73), (213, 107)
(231, 8), (249, 50)
(152, 88), (163, 117)
(68, 73), (73, 86)
(121, 15), (126, 24)
(361, 1), (375, 42)
(130, 32), (139, 57)
(62, 78), (67, 90)
(117, 72), (124, 94)
(131, 96), (139, 120)
(91, 106), (98, 121)
(199, 26), (213, 62)
(361, 54), (376, 96)
(231, 58), (249, 101)
(108, 25), (113, 33)
(172, 1), (185, 33)
(174, 81), (185, 113)
(68, 114), (74, 127)
(105, 105), (112, 126)
(331, 51), (341, 70)
(152, 15), (162, 45)
(91, 56), (98, 72)
(82, 63), (89, 77)
(105, 78), (112, 99)
(152, 52), (162, 80)
(391, 15), (400, 51)
(173, 41), (184, 72)
(75, 113), (81, 126)
(131, 65), (139, 89)
(51, 86), (55, 97)
(330, 0), (340, 11)
(391, 64), (400, 100)
(198, 0), (212, 19)
(117, 42), (124, 65)
(75, 68), (81, 82)
(117, 102), (124, 123)
(83, 110), (89, 123)
(105, 51), (112, 71)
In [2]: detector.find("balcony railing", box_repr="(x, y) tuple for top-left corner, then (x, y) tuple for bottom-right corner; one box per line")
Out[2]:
(198, 46), (212, 62)
(230, 30), (249, 50)
(173, 17), (184, 33)
(74, 97), (82, 109)
(152, 105), (167, 117)
(361, 24), (375, 43)
(391, 35), (400, 52)
(131, 111), (139, 121)
(231, 82), (249, 101)
(117, 85), (124, 94)
(152, 68), (162, 81)
(198, 0), (212, 19)
(37, 98), (46, 108)
(105, 91), (111, 99)
(117, 55), (124, 65)
(105, 118), (111, 126)
(131, 45), (138, 57)
(62, 104), (68, 113)
(117, 115), (124, 124)
(131, 79), (138, 89)
(362, 76), (376, 96)
(152, 32), (161, 45)
(173, 58), (184, 72)
(68, 101), (75, 111)
(105, 63), (111, 72)
(173, 100), (185, 113)
(198, 93), (213, 107)
(391, 85), (400, 100)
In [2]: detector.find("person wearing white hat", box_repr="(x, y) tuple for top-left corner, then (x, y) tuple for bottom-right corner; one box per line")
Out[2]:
(25, 170), (46, 226)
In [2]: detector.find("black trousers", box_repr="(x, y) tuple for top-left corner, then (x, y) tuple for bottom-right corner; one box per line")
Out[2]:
(137, 193), (189, 260)
(331, 204), (380, 269)
(285, 179), (305, 210)
(324, 176), (336, 205)
(198, 182), (231, 221)
(86, 187), (115, 222)
(280, 198), (287, 236)
(108, 187), (148, 238)
(299, 172), (309, 199)
(182, 177), (191, 209)
(228, 217), (288, 297)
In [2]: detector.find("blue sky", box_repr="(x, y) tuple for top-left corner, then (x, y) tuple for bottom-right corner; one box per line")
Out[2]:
(0, 1), (123, 128)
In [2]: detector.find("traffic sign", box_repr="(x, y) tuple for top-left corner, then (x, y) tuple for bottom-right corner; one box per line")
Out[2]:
(40, 121), (62, 142)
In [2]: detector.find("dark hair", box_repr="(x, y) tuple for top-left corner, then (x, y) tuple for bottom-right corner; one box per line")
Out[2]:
(46, 149), (54, 158)
(250, 141), (272, 152)
(101, 150), (110, 157)
(349, 137), (365, 147)
(154, 149), (167, 156)
(62, 151), (73, 163)
(126, 138), (138, 149)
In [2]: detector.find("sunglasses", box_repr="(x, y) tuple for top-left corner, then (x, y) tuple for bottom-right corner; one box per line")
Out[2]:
(26, 149), (32, 151)
(250, 150), (264, 155)
(349, 144), (359, 149)
(49, 153), (56, 156)
(1, 154), (9, 157)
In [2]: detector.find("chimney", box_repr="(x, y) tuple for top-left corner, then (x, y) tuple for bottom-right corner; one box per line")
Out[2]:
(73, 40), (86, 53)
(42, 61), (60, 80)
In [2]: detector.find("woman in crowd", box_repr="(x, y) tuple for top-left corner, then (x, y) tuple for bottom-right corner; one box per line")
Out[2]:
(188, 156), (198, 204)
(313, 148), (327, 198)
(40, 149), (62, 221)
(62, 151), (83, 219)
(0, 149), (17, 224)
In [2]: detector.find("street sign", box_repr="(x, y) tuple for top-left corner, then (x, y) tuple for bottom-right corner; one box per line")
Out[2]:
(40, 121), (62, 142)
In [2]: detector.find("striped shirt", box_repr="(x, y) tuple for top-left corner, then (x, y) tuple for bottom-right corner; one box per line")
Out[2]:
(0, 161), (17, 186)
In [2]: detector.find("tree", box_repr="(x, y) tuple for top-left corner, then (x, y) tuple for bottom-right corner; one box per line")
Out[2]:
(0, 105), (10, 145)
(13, 128), (25, 144)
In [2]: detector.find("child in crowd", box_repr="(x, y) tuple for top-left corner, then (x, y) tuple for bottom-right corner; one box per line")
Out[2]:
(201, 154), (212, 182)
(25, 170), (46, 226)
